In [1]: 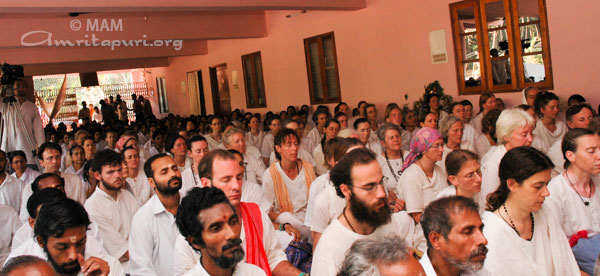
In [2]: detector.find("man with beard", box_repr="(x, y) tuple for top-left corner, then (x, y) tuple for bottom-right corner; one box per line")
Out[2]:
(128, 153), (182, 276)
(312, 148), (425, 276)
(176, 187), (266, 276)
(7, 198), (123, 276)
(419, 196), (489, 276)
(84, 150), (138, 268)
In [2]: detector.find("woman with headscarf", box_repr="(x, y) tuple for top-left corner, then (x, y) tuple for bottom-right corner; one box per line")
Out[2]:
(399, 127), (447, 223)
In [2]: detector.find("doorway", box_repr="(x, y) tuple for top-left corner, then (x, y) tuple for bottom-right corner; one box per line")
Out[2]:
(209, 63), (231, 115)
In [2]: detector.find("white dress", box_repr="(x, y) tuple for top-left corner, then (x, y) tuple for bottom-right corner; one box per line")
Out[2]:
(0, 100), (45, 165)
(400, 163), (448, 214)
(546, 174), (600, 238)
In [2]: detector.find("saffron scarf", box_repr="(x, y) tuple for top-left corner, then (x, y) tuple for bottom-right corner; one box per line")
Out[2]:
(240, 202), (272, 276)
(268, 160), (315, 213)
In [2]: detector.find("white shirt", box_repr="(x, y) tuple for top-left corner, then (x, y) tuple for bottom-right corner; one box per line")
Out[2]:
(474, 134), (492, 158)
(304, 172), (331, 227)
(126, 170), (153, 207)
(19, 172), (87, 222)
(546, 174), (600, 238)
(400, 163), (448, 214)
(420, 250), (484, 276)
(205, 135), (222, 151)
(262, 162), (308, 221)
(85, 188), (139, 259)
(309, 184), (345, 233)
(0, 205), (20, 265)
(6, 238), (123, 276)
(244, 153), (266, 184)
(377, 152), (408, 196)
(183, 261), (266, 276)
(546, 140), (565, 176)
(311, 212), (424, 276)
(260, 133), (275, 158)
(0, 100), (45, 165)
(462, 123), (480, 144)
(11, 168), (40, 188)
(0, 173), (23, 212)
(173, 205), (287, 276)
(128, 194), (179, 276)
(532, 120), (567, 151)
(312, 144), (328, 176)
(480, 145), (507, 199)
(246, 130), (265, 150)
(305, 128), (323, 153)
(64, 165), (85, 179)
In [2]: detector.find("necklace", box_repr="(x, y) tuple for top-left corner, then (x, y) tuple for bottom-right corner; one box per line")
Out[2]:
(564, 171), (591, 206)
(342, 207), (357, 233)
(502, 204), (534, 241)
(281, 161), (299, 177)
(385, 151), (404, 182)
(416, 160), (433, 183)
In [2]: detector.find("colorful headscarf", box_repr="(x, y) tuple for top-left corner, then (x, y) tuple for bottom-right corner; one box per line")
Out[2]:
(401, 127), (442, 172)
(116, 135), (136, 151)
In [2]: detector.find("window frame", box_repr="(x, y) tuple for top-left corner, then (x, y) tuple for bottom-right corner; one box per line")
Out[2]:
(241, 51), (267, 108)
(449, 0), (553, 95)
(303, 32), (342, 104)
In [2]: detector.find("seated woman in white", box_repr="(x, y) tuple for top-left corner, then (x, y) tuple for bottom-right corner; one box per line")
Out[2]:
(399, 127), (447, 223)
(471, 92), (496, 133)
(354, 118), (382, 154)
(8, 151), (40, 188)
(438, 116), (475, 173)
(436, 149), (485, 213)
(63, 145), (86, 179)
(205, 116), (224, 151)
(306, 109), (329, 153)
(312, 119), (340, 176)
(245, 115), (265, 150)
(481, 146), (580, 276)
(376, 123), (408, 202)
(546, 103), (594, 175)
(474, 109), (501, 158)
(532, 92), (567, 149)
(260, 116), (281, 165)
(516, 104), (549, 154)
(546, 128), (600, 243)
(382, 105), (412, 152)
(481, 108), (534, 198)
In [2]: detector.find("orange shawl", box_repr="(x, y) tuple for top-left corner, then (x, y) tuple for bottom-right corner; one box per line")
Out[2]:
(268, 160), (315, 213)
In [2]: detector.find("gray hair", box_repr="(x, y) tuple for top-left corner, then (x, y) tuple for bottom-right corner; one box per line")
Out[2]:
(222, 127), (245, 146)
(338, 128), (359, 138)
(338, 234), (411, 276)
(495, 108), (534, 145)
(1, 255), (54, 276)
(376, 123), (403, 142)
(439, 115), (463, 141)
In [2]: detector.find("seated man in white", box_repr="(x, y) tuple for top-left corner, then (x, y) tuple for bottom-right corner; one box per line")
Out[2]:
(312, 148), (425, 276)
(6, 198), (124, 275)
(180, 135), (209, 196)
(546, 103), (594, 175)
(19, 142), (87, 222)
(173, 149), (300, 276)
(176, 187), (266, 276)
(8, 150), (40, 189)
(85, 149), (139, 268)
(223, 127), (266, 185)
(481, 146), (580, 275)
(0, 204), (20, 265)
(420, 196), (489, 276)
(0, 149), (24, 212)
(262, 129), (316, 241)
(128, 153), (183, 276)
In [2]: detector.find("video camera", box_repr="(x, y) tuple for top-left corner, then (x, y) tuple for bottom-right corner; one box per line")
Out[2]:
(0, 63), (24, 85)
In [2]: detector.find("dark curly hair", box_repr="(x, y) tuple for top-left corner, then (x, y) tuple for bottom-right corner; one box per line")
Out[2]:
(330, 147), (377, 198)
(34, 198), (90, 244)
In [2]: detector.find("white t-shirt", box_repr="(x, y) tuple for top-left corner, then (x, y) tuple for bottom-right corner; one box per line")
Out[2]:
(304, 172), (331, 228)
(435, 185), (486, 214)
(309, 184), (345, 233)
(438, 141), (475, 173)
(400, 163), (448, 214)
(546, 173), (600, 238)
(262, 163), (309, 221)
(0, 173), (23, 212)
(84, 188), (139, 259)
(311, 212), (424, 276)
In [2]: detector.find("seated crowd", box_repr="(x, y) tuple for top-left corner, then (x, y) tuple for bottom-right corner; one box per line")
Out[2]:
(2, 87), (600, 276)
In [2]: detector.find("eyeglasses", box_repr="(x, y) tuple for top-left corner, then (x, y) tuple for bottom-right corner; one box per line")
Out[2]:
(239, 161), (247, 167)
(346, 176), (389, 195)
(459, 169), (482, 180)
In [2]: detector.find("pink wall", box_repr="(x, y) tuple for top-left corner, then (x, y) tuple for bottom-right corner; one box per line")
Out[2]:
(161, 0), (600, 118)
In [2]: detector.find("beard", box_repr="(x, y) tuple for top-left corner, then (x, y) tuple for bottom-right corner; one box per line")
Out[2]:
(445, 244), (488, 272)
(210, 238), (244, 269)
(348, 191), (391, 228)
(156, 176), (182, 195)
(100, 177), (122, 191)
(43, 245), (81, 276)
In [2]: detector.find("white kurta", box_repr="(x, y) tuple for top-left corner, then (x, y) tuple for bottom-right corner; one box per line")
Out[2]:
(474, 134), (492, 158)
(6, 239), (123, 276)
(532, 120), (567, 151)
(546, 174), (600, 238)
(260, 133), (274, 158)
(0, 174), (23, 212)
(183, 261), (266, 276)
(84, 188), (138, 260)
(246, 130), (265, 150)
(480, 145), (507, 199)
(128, 195), (179, 276)
(172, 205), (287, 276)
(478, 209), (579, 276)
(11, 167), (40, 188)
(309, 184), (345, 233)
(311, 212), (425, 276)
(0, 100), (45, 165)
(400, 163), (448, 214)
(262, 163), (309, 222)
(0, 205), (20, 265)
(126, 170), (153, 207)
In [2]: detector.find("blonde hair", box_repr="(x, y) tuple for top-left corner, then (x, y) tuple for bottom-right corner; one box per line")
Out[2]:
(495, 108), (534, 145)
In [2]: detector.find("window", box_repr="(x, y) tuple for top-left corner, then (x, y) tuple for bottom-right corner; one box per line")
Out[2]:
(304, 32), (342, 104)
(241, 52), (267, 108)
(450, 0), (552, 94)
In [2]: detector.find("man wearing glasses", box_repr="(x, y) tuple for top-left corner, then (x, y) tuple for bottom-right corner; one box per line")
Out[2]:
(311, 148), (426, 276)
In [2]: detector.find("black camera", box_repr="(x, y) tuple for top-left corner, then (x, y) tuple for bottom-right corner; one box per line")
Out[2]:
(0, 63), (24, 85)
